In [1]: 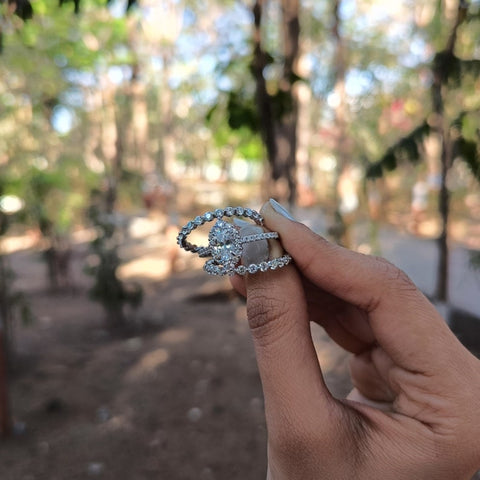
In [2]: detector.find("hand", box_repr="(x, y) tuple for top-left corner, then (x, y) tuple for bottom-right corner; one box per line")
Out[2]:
(231, 200), (480, 480)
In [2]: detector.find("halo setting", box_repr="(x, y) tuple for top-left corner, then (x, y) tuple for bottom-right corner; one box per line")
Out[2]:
(177, 207), (292, 276)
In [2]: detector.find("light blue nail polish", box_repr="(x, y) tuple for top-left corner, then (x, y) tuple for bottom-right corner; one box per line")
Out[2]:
(269, 198), (295, 221)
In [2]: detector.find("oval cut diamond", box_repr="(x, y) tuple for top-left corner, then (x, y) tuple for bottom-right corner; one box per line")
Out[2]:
(208, 220), (241, 269)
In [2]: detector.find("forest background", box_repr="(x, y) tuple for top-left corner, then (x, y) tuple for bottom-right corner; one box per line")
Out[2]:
(0, 0), (480, 478)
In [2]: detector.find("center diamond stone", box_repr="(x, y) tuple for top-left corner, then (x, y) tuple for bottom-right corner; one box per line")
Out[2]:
(209, 220), (242, 268)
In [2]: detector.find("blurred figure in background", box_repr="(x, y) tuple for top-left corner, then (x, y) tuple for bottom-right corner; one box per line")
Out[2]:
(410, 176), (429, 234)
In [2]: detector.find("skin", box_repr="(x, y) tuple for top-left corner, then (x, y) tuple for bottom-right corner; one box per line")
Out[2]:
(231, 201), (480, 480)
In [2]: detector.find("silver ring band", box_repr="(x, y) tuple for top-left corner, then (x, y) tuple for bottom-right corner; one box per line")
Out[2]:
(204, 255), (293, 276)
(177, 207), (292, 276)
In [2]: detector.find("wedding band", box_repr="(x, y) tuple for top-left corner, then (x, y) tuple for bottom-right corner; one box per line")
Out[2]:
(177, 207), (292, 276)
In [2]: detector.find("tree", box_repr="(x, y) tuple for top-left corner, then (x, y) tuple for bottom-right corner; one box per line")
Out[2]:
(367, 0), (480, 306)
(0, 191), (32, 438)
(329, 0), (352, 245)
(249, 0), (300, 204)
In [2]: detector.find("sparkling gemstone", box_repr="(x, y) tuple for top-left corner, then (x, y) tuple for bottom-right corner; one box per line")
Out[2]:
(244, 208), (253, 217)
(194, 216), (203, 225)
(236, 265), (247, 275)
(204, 212), (214, 221)
(248, 264), (259, 274)
(208, 220), (241, 268)
(214, 208), (224, 218)
(187, 221), (194, 231)
(252, 212), (262, 223)
(259, 262), (269, 272)
(224, 207), (235, 217)
(235, 207), (245, 216)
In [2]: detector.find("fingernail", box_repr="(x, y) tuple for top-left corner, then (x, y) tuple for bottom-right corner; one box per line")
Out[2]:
(269, 198), (295, 221)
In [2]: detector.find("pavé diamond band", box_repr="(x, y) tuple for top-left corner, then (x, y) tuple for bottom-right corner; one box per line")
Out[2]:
(177, 207), (292, 276)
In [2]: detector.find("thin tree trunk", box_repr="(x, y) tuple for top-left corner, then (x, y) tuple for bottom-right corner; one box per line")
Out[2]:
(279, 0), (299, 206)
(0, 254), (11, 437)
(331, 0), (352, 246)
(251, 0), (300, 205)
(431, 0), (468, 303)
(83, 89), (104, 174)
(130, 63), (152, 173)
(0, 329), (11, 437)
(296, 48), (315, 207)
(159, 50), (176, 179)
(251, 0), (277, 176)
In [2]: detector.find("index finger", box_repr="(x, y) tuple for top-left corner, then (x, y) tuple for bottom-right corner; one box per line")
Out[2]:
(262, 200), (456, 374)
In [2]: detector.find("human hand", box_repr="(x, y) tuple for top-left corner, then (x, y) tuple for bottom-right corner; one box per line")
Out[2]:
(231, 199), (480, 480)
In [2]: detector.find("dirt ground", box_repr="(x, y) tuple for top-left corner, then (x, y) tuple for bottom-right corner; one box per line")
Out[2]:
(0, 224), (478, 480)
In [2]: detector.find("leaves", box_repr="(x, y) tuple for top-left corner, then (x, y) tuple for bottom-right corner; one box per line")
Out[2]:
(226, 91), (259, 132)
(8, 0), (34, 20)
(433, 50), (461, 85)
(432, 53), (480, 87)
(366, 122), (431, 179)
(454, 136), (480, 181)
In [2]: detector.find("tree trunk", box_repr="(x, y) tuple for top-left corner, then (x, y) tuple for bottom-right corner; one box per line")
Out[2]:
(130, 63), (152, 174)
(278, 0), (299, 206)
(0, 330), (11, 437)
(251, 0), (277, 183)
(431, 0), (468, 303)
(100, 81), (124, 214)
(0, 255), (11, 437)
(295, 49), (315, 207)
(251, 0), (300, 206)
(159, 49), (176, 179)
(436, 136), (450, 303)
(330, 0), (352, 247)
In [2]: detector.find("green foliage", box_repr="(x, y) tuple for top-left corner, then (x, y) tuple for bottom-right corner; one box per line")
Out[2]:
(23, 164), (95, 236)
(206, 95), (263, 166)
(226, 90), (259, 132)
(1, 0), (136, 24)
(433, 51), (480, 86)
(367, 122), (431, 179)
(85, 188), (142, 328)
(9, 0), (34, 20)
(454, 137), (480, 181)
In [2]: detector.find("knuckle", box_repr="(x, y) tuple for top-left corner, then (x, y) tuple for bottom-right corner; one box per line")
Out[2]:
(360, 257), (419, 313)
(294, 230), (332, 276)
(247, 286), (291, 332)
(374, 256), (417, 295)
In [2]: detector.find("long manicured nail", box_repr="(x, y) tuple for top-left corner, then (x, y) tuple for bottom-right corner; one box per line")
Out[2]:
(269, 198), (295, 221)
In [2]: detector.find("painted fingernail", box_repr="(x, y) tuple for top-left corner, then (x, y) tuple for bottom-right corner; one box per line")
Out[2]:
(269, 198), (295, 221)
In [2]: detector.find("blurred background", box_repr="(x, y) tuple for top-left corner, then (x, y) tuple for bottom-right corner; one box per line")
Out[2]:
(0, 0), (479, 478)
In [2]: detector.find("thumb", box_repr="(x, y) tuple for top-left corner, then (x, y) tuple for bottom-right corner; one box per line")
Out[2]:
(244, 236), (339, 441)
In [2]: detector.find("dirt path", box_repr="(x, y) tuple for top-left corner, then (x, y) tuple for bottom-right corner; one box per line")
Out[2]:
(2, 237), (477, 479)
(0, 244), (351, 480)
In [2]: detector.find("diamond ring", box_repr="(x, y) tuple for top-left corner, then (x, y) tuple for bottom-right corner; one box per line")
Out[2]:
(177, 207), (292, 276)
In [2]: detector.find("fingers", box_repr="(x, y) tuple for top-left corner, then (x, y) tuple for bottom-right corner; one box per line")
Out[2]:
(349, 349), (396, 402)
(243, 261), (339, 440)
(233, 275), (375, 354)
(346, 388), (393, 412)
(304, 278), (374, 353)
(262, 200), (454, 374)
